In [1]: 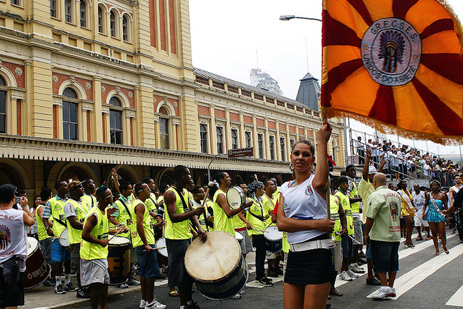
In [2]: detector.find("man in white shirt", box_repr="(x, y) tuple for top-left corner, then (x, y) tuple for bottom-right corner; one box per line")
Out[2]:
(412, 184), (429, 240)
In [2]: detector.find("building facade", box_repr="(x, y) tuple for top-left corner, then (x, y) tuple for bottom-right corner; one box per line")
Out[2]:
(0, 0), (346, 196)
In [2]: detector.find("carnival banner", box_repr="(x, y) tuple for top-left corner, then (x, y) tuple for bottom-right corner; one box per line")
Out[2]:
(321, 0), (463, 145)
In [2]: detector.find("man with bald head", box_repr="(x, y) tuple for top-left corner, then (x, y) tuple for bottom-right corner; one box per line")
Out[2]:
(365, 173), (402, 300)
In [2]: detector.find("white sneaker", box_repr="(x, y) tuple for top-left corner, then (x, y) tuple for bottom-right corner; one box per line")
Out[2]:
(339, 271), (353, 281)
(347, 269), (359, 279)
(372, 286), (392, 299)
(349, 263), (366, 274)
(385, 287), (396, 298)
(140, 300), (146, 308)
(145, 299), (166, 309)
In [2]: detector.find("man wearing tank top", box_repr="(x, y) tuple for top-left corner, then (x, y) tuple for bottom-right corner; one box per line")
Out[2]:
(0, 184), (35, 308)
(449, 175), (463, 241)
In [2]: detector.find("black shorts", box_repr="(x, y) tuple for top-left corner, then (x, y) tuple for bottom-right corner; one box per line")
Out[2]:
(0, 257), (26, 307)
(284, 235), (336, 285)
(370, 240), (399, 273)
(166, 238), (193, 287)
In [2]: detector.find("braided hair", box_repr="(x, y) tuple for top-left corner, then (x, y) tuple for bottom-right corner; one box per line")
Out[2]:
(247, 181), (264, 198)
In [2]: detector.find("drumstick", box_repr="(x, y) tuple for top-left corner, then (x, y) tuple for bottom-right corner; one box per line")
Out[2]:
(254, 174), (258, 181)
(53, 237), (67, 240)
(108, 225), (126, 241)
(143, 246), (166, 252)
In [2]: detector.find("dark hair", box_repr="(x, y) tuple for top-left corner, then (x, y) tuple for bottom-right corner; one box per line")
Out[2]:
(17, 190), (26, 196)
(208, 182), (219, 200)
(247, 181), (263, 197)
(33, 194), (41, 207)
(0, 184), (16, 203)
(40, 188), (52, 201)
(68, 180), (82, 193)
(214, 171), (226, 184)
(159, 182), (168, 194)
(55, 180), (66, 190)
(337, 176), (348, 186)
(291, 139), (315, 156)
(192, 186), (203, 194)
(119, 181), (131, 192)
(134, 182), (145, 196)
(142, 177), (152, 185)
(82, 178), (93, 188)
(96, 187), (109, 201)
(173, 165), (189, 181)
(346, 165), (355, 172)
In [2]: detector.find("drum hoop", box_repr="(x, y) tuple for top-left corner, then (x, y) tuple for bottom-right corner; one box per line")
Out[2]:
(24, 264), (52, 290)
(108, 236), (131, 247)
(27, 237), (39, 257)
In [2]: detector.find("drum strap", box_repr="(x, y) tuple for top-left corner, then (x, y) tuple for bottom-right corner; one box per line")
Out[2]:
(118, 199), (132, 220)
(149, 197), (158, 208)
(172, 187), (198, 233)
(53, 216), (67, 228)
(248, 210), (265, 222)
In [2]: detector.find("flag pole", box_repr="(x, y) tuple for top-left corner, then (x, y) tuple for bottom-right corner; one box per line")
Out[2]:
(323, 117), (331, 220)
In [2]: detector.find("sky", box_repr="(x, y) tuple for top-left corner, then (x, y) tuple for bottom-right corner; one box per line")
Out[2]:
(189, 0), (463, 161)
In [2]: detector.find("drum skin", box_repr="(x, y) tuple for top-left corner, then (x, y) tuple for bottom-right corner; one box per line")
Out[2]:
(226, 187), (246, 209)
(59, 229), (70, 247)
(25, 237), (51, 289)
(107, 237), (131, 285)
(264, 225), (283, 252)
(185, 231), (248, 299)
(155, 237), (168, 265)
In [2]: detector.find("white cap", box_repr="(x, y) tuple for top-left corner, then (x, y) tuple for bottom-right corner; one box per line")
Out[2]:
(368, 165), (377, 174)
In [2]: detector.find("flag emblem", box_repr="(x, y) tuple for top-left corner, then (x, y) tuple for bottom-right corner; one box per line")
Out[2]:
(361, 18), (421, 86)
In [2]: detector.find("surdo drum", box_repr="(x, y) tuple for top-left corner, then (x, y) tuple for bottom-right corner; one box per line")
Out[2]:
(264, 225), (283, 252)
(226, 186), (246, 209)
(185, 231), (248, 300)
(25, 237), (51, 289)
(107, 236), (131, 285)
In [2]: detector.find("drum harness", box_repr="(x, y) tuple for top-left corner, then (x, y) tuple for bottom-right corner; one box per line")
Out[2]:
(172, 187), (199, 234)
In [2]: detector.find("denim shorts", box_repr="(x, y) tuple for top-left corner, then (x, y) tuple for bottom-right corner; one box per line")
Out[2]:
(135, 245), (158, 279)
(51, 239), (71, 264)
(39, 238), (52, 266)
(341, 236), (353, 258)
(370, 240), (399, 273)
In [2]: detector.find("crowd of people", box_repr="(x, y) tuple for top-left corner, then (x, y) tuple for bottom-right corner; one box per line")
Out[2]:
(2, 123), (463, 309)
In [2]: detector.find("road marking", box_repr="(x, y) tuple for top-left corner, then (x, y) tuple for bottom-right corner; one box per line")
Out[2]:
(335, 233), (456, 288)
(447, 285), (463, 307)
(366, 243), (463, 299)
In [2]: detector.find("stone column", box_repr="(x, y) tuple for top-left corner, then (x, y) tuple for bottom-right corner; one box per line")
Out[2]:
(93, 76), (103, 143)
(209, 105), (217, 154)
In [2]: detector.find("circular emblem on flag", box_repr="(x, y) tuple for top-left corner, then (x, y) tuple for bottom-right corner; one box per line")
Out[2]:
(361, 18), (421, 86)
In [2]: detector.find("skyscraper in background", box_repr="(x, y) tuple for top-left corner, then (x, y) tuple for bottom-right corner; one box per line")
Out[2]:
(250, 69), (283, 96)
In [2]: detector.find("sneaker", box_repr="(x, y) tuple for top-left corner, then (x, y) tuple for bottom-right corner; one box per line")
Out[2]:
(349, 263), (366, 274)
(385, 287), (396, 298)
(145, 299), (166, 309)
(64, 282), (77, 292)
(185, 300), (205, 309)
(55, 284), (66, 294)
(339, 271), (353, 281)
(231, 293), (241, 299)
(366, 277), (381, 285)
(372, 286), (392, 300)
(118, 282), (129, 288)
(139, 299), (146, 309)
(347, 269), (359, 279)
(257, 277), (273, 287)
(127, 278), (141, 286)
(76, 289), (90, 299)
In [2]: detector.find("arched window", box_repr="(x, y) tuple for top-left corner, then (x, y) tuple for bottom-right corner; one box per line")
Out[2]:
(65, 0), (72, 23)
(109, 97), (123, 145)
(0, 75), (6, 133)
(122, 15), (130, 42)
(62, 87), (78, 140)
(159, 106), (169, 149)
(98, 6), (104, 33)
(110, 10), (117, 38)
(80, 0), (87, 27)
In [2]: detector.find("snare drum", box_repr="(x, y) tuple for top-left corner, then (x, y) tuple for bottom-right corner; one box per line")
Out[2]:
(226, 186), (246, 209)
(108, 236), (131, 285)
(155, 237), (168, 265)
(264, 225), (283, 252)
(185, 231), (248, 300)
(59, 228), (70, 247)
(25, 237), (51, 289)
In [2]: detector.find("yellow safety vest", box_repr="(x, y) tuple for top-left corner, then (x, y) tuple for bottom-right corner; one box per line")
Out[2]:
(335, 191), (354, 235)
(165, 188), (193, 240)
(130, 198), (155, 247)
(66, 198), (89, 245)
(36, 205), (49, 241)
(80, 207), (109, 260)
(49, 196), (68, 237)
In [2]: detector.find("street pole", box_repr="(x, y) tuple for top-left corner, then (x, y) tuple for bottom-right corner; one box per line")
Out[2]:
(208, 153), (220, 183)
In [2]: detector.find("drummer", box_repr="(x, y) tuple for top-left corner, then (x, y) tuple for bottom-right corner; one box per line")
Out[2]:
(64, 180), (90, 298)
(246, 181), (273, 287)
(0, 184), (35, 309)
(109, 181), (141, 288)
(212, 172), (252, 236)
(80, 187), (126, 309)
(36, 187), (54, 287)
(262, 179), (281, 278)
(130, 183), (166, 309)
(233, 183), (252, 262)
(81, 179), (97, 209)
(191, 186), (212, 232)
(163, 165), (207, 309)
(42, 180), (74, 295)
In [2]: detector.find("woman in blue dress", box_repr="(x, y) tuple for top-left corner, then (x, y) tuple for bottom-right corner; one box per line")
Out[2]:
(422, 180), (448, 255)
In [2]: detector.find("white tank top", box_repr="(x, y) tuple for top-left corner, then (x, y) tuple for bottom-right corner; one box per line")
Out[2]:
(280, 174), (327, 244)
(0, 208), (28, 263)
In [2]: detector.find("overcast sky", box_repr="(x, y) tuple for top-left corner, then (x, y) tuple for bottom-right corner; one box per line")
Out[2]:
(189, 0), (463, 160)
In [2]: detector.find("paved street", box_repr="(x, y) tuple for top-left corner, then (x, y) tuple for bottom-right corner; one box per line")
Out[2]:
(23, 230), (463, 309)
